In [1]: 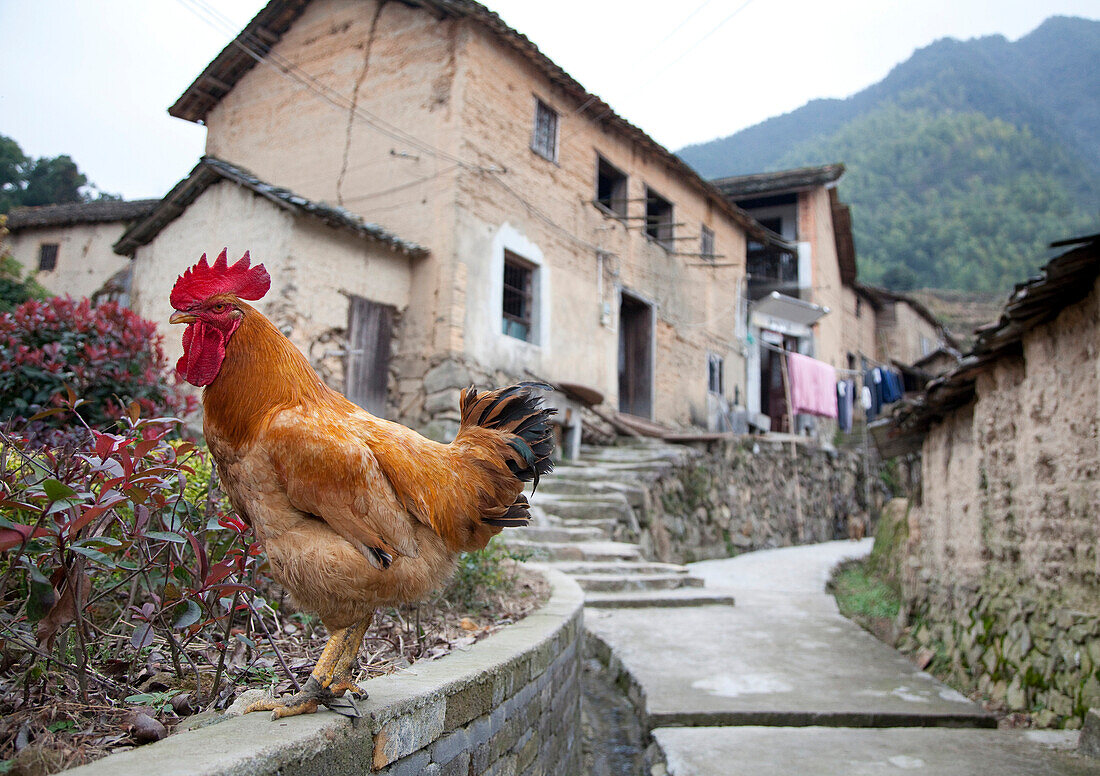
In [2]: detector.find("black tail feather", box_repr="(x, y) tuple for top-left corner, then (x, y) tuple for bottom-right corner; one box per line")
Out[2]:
(461, 382), (556, 492)
(482, 495), (532, 527)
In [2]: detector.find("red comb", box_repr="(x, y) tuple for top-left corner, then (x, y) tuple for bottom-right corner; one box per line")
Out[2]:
(170, 249), (271, 309)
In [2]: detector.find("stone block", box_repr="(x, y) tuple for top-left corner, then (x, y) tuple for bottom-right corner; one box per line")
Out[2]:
(439, 752), (471, 776)
(424, 388), (462, 415)
(423, 360), (471, 394)
(430, 728), (469, 766)
(445, 679), (493, 731)
(373, 700), (446, 770)
(377, 750), (432, 776)
(1079, 708), (1100, 758)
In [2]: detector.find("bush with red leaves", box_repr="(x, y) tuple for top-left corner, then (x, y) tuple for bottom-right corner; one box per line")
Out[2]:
(0, 298), (194, 445)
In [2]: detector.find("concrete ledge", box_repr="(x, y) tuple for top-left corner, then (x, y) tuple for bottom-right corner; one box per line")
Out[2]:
(65, 566), (584, 776)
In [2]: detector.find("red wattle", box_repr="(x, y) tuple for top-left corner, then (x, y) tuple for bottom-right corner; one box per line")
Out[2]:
(176, 321), (226, 387)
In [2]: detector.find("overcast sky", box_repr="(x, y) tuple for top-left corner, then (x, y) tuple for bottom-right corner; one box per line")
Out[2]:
(2, 0), (1097, 200)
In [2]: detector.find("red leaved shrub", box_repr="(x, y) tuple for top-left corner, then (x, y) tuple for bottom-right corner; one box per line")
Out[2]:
(0, 297), (194, 444)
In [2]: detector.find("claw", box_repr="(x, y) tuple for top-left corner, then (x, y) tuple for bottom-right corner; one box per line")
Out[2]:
(242, 676), (367, 719)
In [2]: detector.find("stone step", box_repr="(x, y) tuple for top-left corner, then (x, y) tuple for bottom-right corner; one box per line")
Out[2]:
(537, 497), (636, 525)
(547, 560), (689, 576)
(583, 589), (737, 609)
(536, 481), (648, 508)
(509, 525), (608, 543)
(558, 517), (619, 534)
(502, 540), (642, 562)
(570, 573), (705, 593)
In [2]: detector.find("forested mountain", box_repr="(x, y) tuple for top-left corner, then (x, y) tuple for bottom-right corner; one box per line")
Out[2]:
(678, 16), (1100, 292)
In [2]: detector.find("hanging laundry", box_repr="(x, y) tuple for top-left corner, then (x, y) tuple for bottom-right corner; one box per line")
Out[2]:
(787, 352), (838, 419)
(836, 379), (855, 432)
(881, 368), (904, 404)
(863, 368), (882, 419)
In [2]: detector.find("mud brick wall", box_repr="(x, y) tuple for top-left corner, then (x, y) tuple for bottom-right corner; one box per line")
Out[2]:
(899, 275), (1100, 728)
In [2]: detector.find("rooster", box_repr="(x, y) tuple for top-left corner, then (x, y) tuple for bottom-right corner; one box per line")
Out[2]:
(169, 250), (554, 719)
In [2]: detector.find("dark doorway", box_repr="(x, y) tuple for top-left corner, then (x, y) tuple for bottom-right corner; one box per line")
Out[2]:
(346, 296), (395, 417)
(618, 292), (653, 418)
(760, 332), (799, 432)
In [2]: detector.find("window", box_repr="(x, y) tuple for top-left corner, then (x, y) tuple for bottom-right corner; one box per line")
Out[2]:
(855, 296), (863, 318)
(502, 252), (535, 342)
(38, 243), (59, 272)
(531, 98), (558, 162)
(595, 155), (628, 217)
(707, 353), (724, 395)
(701, 225), (715, 260)
(645, 187), (673, 247)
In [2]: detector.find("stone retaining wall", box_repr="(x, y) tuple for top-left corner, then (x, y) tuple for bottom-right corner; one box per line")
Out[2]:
(66, 567), (584, 776)
(899, 583), (1100, 729)
(633, 438), (873, 564)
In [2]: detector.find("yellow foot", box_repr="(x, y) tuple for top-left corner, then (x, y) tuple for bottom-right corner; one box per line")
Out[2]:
(243, 676), (364, 719)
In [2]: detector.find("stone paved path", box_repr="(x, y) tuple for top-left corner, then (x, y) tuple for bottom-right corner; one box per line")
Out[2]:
(586, 540), (1097, 775)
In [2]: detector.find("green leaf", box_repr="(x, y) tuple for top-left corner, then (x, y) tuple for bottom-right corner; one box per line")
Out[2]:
(69, 546), (117, 566)
(41, 479), (78, 501)
(25, 570), (55, 623)
(145, 530), (186, 544)
(73, 536), (123, 549)
(172, 599), (202, 630)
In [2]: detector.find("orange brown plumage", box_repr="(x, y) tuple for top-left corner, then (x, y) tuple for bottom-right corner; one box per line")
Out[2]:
(169, 250), (554, 716)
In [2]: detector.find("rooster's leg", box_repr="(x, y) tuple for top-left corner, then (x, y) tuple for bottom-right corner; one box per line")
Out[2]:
(244, 615), (372, 719)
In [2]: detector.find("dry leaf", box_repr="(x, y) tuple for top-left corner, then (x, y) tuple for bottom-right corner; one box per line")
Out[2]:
(123, 711), (166, 745)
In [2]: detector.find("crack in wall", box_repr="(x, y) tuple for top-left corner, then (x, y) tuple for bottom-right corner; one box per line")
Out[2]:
(336, 1), (387, 206)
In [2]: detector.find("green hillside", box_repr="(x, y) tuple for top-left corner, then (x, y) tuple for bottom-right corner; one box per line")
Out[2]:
(678, 16), (1100, 292)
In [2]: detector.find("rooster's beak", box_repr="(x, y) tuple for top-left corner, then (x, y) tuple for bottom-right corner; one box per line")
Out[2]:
(170, 311), (197, 325)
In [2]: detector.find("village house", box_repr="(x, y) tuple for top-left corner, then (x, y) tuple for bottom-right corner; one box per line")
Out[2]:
(109, 0), (791, 440)
(713, 163), (953, 430)
(885, 233), (1100, 726)
(2, 2), (947, 442)
(4, 199), (157, 302)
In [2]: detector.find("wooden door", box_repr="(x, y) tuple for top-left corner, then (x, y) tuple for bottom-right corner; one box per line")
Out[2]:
(346, 296), (395, 417)
(618, 292), (653, 418)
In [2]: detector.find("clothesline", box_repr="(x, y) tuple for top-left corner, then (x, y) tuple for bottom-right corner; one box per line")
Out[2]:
(754, 337), (887, 374)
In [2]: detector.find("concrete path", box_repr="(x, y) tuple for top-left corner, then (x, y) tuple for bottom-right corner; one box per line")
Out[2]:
(584, 540), (1097, 775)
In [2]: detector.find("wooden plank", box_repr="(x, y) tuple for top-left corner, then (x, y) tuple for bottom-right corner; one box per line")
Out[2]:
(346, 296), (395, 417)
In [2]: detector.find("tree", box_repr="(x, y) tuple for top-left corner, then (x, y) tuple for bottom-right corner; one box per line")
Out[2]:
(20, 155), (87, 208)
(0, 136), (29, 213)
(0, 134), (116, 214)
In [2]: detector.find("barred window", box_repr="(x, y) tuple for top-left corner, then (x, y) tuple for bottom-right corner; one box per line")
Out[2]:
(38, 243), (59, 272)
(708, 353), (724, 395)
(502, 252), (535, 342)
(701, 225), (715, 260)
(531, 99), (559, 162)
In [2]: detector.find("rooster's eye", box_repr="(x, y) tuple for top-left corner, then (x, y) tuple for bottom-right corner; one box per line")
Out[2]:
(211, 303), (227, 313)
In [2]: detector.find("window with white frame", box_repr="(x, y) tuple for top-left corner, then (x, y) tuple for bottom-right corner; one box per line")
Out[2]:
(707, 353), (724, 395)
(531, 98), (558, 162)
(502, 251), (537, 342)
(701, 225), (715, 260)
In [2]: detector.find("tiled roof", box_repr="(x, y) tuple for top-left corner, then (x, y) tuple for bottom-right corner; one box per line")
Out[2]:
(887, 233), (1100, 439)
(6, 199), (159, 230)
(711, 164), (846, 199)
(113, 157), (428, 258)
(856, 284), (960, 350)
(168, 0), (770, 241)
